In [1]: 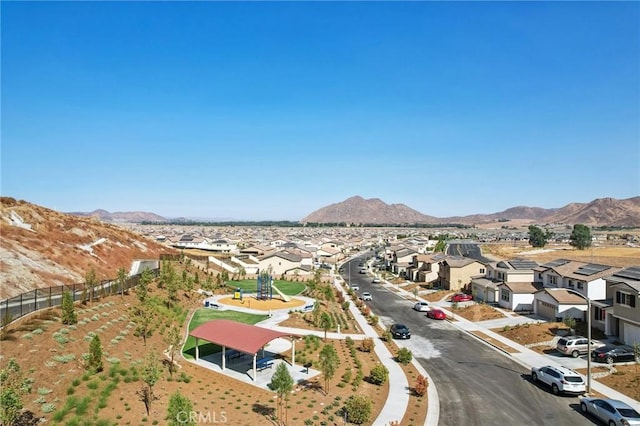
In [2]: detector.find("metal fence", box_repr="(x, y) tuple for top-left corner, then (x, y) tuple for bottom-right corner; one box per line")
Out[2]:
(0, 269), (158, 327)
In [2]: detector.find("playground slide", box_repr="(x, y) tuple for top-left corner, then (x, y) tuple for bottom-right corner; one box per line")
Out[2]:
(270, 283), (291, 302)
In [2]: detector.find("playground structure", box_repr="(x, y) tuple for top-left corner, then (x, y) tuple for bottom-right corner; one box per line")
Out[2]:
(257, 271), (290, 302)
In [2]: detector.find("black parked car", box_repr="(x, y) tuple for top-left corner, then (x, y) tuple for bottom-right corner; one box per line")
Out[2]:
(591, 345), (638, 364)
(390, 324), (411, 339)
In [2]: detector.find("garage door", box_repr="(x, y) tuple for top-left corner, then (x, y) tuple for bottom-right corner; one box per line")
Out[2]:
(622, 323), (640, 346)
(537, 300), (556, 321)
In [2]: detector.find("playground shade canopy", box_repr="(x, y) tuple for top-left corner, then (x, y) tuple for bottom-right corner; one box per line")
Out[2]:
(190, 319), (299, 354)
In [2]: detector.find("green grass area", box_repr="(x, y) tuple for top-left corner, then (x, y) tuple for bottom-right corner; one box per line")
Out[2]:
(182, 309), (269, 360)
(227, 279), (305, 296)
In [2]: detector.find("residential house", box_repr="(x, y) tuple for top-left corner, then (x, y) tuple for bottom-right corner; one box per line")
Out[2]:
(406, 253), (446, 283)
(258, 251), (305, 277)
(532, 259), (621, 323)
(392, 247), (418, 277)
(533, 288), (588, 321)
(439, 257), (486, 291)
(497, 282), (543, 312)
(473, 259), (538, 305)
(604, 266), (640, 345)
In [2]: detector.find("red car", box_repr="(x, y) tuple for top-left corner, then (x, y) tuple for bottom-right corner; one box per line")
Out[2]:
(451, 293), (473, 302)
(427, 308), (447, 320)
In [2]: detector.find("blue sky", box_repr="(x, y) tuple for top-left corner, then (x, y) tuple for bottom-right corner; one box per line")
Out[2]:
(2, 2), (639, 221)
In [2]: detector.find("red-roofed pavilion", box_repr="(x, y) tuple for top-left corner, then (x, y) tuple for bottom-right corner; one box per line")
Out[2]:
(190, 319), (300, 381)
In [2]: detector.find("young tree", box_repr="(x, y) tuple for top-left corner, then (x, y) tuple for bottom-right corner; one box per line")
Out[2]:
(87, 335), (103, 373)
(138, 351), (161, 416)
(166, 390), (195, 426)
(116, 267), (128, 297)
(269, 362), (294, 425)
(319, 312), (333, 341)
(61, 290), (77, 325)
(0, 358), (29, 426)
(132, 303), (155, 346)
(164, 324), (182, 378)
(318, 344), (339, 395)
(528, 225), (548, 248)
(85, 267), (98, 303)
(434, 236), (447, 253)
(312, 303), (321, 326)
(569, 224), (592, 250)
(396, 347), (413, 365)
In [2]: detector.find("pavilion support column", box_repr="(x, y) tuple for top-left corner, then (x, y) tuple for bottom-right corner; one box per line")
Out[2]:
(222, 347), (226, 371)
(291, 338), (296, 368)
(253, 354), (257, 381)
(195, 338), (200, 361)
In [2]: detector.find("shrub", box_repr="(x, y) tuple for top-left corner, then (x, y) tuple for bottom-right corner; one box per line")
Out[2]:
(360, 338), (374, 353)
(344, 395), (372, 424)
(369, 364), (388, 386)
(413, 375), (427, 397)
(368, 314), (378, 326)
(396, 347), (412, 365)
(382, 330), (393, 342)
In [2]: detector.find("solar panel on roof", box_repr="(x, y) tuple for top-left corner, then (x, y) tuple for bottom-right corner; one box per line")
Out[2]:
(614, 266), (640, 281)
(575, 263), (610, 276)
(509, 259), (538, 270)
(544, 259), (570, 267)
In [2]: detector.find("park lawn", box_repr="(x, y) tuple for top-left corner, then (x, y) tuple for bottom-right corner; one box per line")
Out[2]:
(182, 308), (269, 359)
(227, 279), (306, 295)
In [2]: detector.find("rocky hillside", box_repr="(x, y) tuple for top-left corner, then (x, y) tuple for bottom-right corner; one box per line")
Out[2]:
(301, 195), (640, 227)
(301, 196), (440, 224)
(0, 197), (177, 300)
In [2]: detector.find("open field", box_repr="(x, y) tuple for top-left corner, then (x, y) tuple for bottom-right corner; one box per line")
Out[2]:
(481, 244), (640, 267)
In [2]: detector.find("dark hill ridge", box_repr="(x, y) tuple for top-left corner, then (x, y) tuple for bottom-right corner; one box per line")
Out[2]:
(301, 195), (640, 227)
(69, 209), (166, 223)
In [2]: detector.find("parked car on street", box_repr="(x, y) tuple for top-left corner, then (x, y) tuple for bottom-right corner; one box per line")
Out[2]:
(556, 336), (606, 358)
(413, 301), (430, 312)
(427, 308), (447, 320)
(580, 398), (640, 426)
(530, 365), (586, 395)
(350, 284), (359, 291)
(591, 345), (639, 364)
(372, 278), (381, 283)
(390, 323), (411, 339)
(451, 293), (473, 302)
(360, 292), (372, 301)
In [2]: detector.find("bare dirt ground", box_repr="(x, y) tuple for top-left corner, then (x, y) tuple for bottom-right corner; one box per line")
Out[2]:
(0, 287), (391, 425)
(421, 290), (454, 303)
(481, 244), (640, 268)
(491, 321), (638, 400)
(452, 304), (505, 322)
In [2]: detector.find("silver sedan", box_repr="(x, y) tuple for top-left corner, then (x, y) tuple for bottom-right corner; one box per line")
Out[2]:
(580, 398), (640, 426)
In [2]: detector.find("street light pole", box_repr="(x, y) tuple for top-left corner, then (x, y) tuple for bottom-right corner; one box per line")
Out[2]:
(567, 288), (592, 394)
(587, 296), (592, 394)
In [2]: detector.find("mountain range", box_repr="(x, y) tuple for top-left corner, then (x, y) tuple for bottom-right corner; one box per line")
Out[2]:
(64, 195), (640, 227)
(300, 196), (640, 227)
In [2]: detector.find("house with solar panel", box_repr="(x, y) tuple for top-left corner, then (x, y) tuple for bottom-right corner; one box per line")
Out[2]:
(602, 266), (640, 345)
(531, 259), (621, 322)
(472, 258), (540, 306)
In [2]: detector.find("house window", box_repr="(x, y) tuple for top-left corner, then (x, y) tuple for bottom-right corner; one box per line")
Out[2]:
(480, 268), (485, 274)
(616, 291), (637, 308)
(549, 276), (557, 285)
(501, 289), (510, 302)
(594, 307), (605, 321)
(577, 282), (584, 290)
(568, 280), (574, 288)
(538, 273), (542, 279)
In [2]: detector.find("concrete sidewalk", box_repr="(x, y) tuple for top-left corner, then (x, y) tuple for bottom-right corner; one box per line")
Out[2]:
(394, 285), (640, 409)
(331, 278), (414, 426)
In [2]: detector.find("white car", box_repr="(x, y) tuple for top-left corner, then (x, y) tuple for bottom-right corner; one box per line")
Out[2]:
(530, 365), (585, 395)
(413, 302), (430, 312)
(372, 278), (381, 283)
(360, 292), (372, 301)
(350, 284), (359, 291)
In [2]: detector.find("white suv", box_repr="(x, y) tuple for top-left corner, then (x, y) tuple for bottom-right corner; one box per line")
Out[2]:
(530, 365), (586, 395)
(556, 336), (605, 358)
